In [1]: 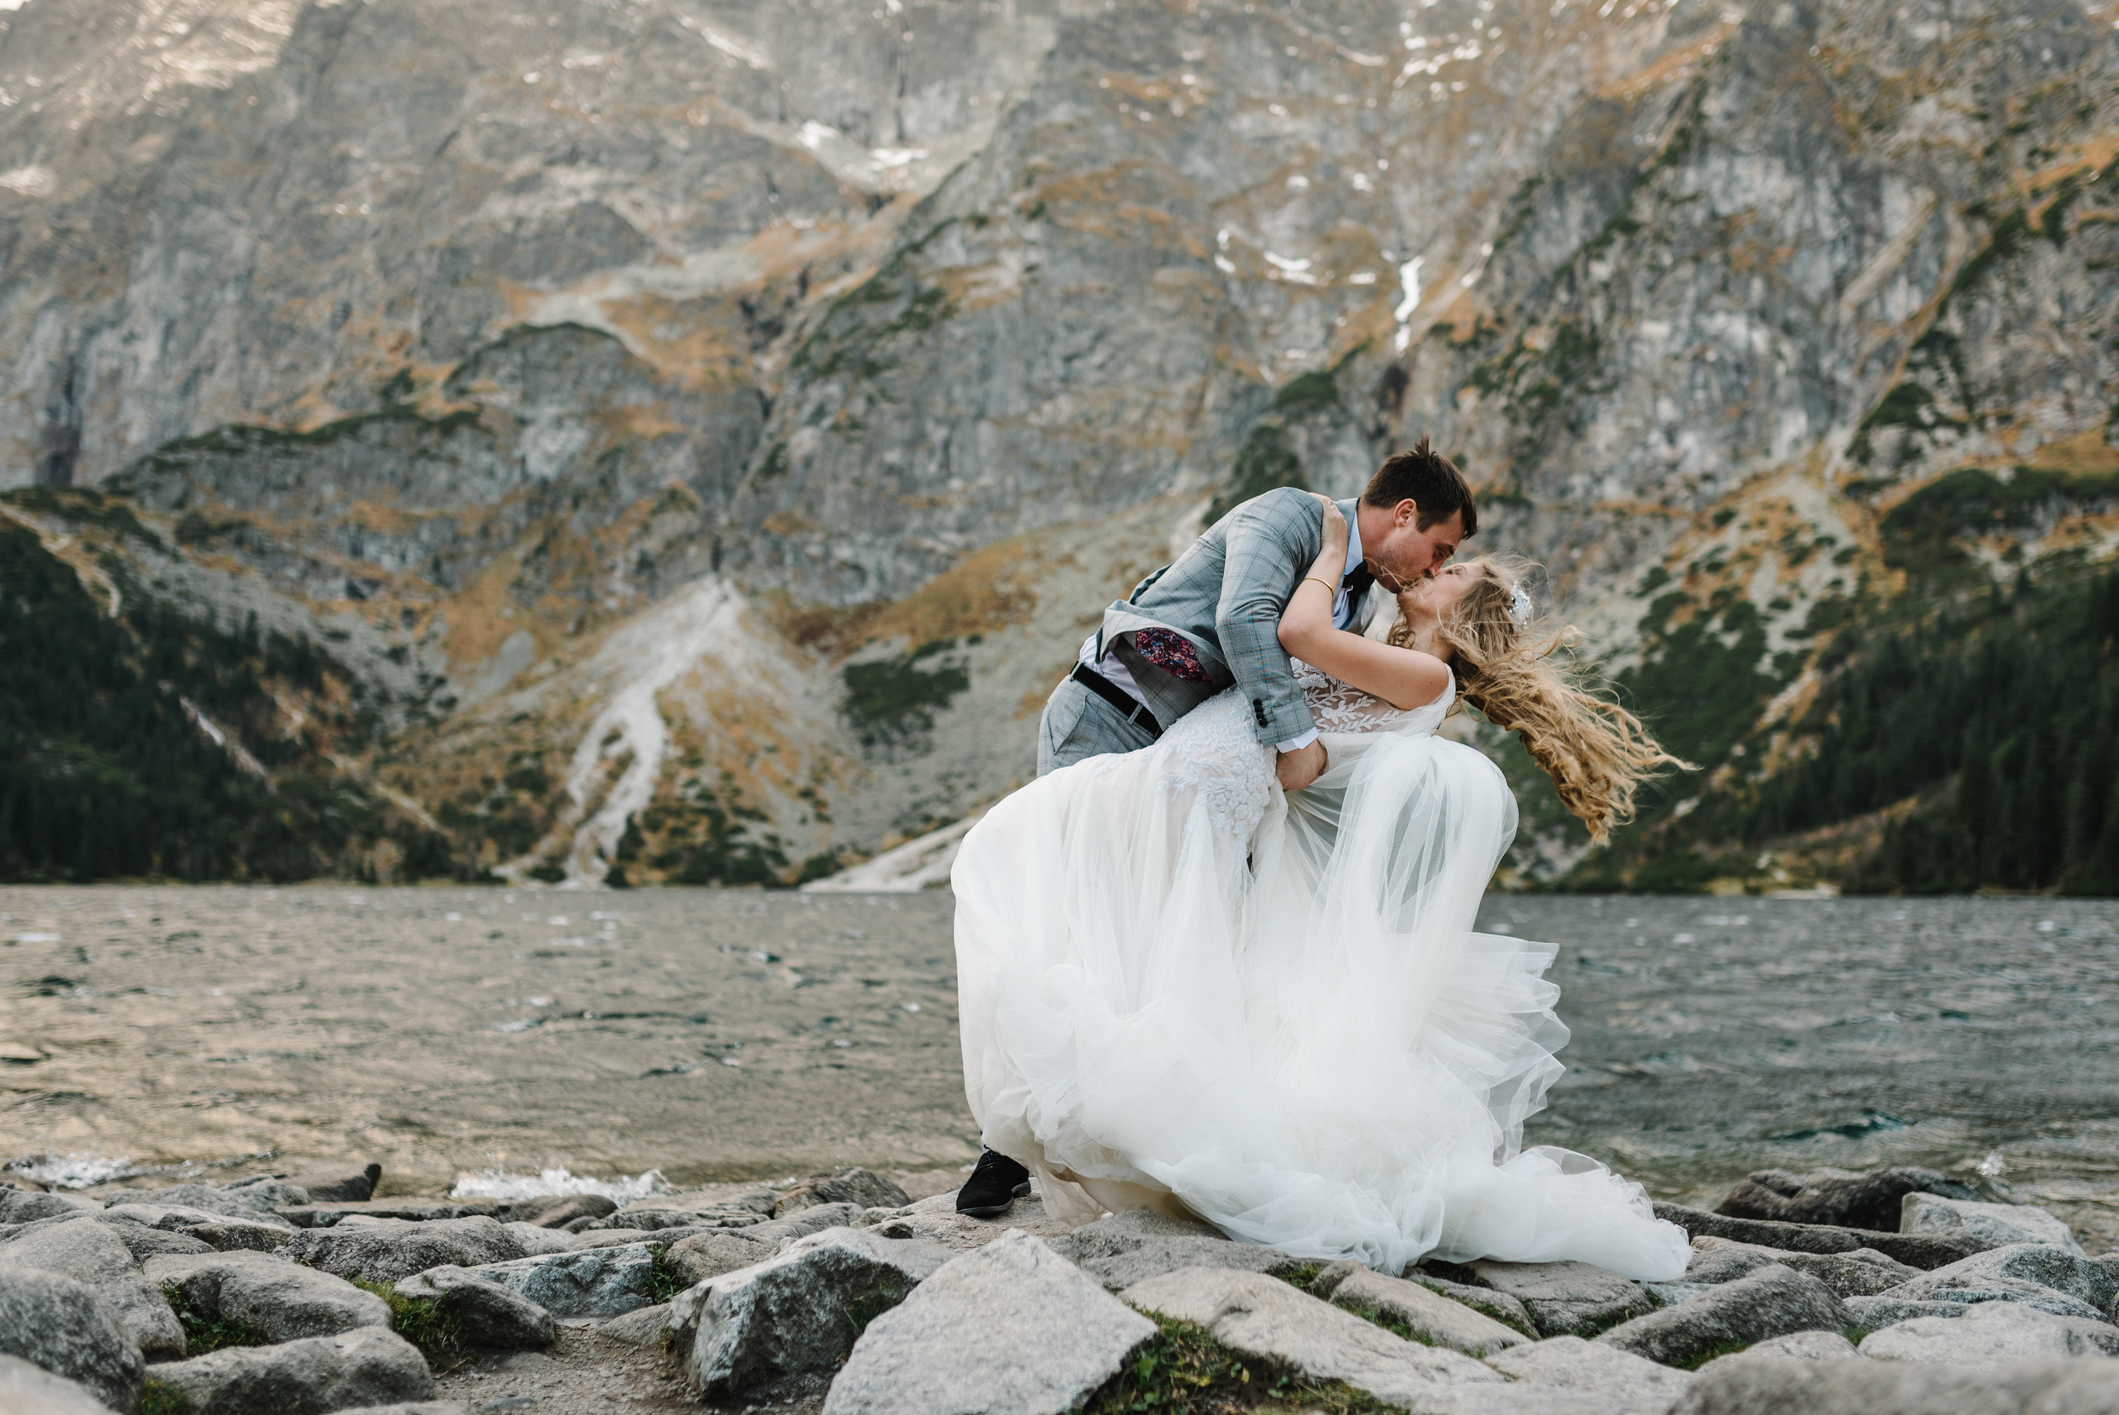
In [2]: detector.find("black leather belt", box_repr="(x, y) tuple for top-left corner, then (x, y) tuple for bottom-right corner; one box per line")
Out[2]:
(1070, 662), (1162, 739)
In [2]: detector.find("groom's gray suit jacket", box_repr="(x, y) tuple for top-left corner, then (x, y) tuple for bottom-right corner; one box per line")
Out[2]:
(1096, 488), (1378, 747)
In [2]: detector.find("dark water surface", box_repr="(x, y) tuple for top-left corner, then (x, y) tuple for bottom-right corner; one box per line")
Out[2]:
(2, 888), (2114, 1247)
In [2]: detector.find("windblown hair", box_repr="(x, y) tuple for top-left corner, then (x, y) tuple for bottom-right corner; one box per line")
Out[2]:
(1391, 557), (1691, 842)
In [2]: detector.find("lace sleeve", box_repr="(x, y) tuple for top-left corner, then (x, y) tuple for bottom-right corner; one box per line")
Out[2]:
(1292, 659), (1413, 734)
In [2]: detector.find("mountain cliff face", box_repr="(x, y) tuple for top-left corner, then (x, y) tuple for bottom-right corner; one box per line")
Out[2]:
(3, 0), (2116, 890)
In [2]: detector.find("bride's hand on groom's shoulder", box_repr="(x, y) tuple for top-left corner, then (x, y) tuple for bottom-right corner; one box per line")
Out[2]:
(1310, 492), (1345, 539)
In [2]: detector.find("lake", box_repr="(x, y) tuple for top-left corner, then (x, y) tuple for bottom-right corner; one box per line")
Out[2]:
(2, 888), (2112, 1248)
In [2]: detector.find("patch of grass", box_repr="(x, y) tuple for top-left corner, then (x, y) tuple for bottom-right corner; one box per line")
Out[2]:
(140, 1378), (188, 1415)
(1333, 1299), (1432, 1346)
(1084, 1315), (1394, 1414)
(646, 1248), (685, 1305)
(351, 1278), (466, 1371)
(839, 640), (972, 751)
(161, 1282), (271, 1355)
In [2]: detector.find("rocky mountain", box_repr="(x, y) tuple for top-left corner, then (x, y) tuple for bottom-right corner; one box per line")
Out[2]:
(2, 0), (2115, 891)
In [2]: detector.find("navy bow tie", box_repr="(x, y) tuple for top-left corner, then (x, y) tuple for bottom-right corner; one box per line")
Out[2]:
(1340, 563), (1374, 599)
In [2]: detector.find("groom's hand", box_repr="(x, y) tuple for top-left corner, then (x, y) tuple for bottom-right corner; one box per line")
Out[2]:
(1276, 740), (1327, 792)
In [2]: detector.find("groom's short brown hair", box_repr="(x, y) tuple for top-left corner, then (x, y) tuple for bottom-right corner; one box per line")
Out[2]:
(1362, 438), (1477, 536)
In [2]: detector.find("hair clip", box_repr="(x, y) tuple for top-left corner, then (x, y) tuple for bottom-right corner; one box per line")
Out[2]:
(1508, 583), (1533, 627)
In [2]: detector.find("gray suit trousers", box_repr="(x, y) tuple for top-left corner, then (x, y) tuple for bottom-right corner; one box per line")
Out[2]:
(1036, 676), (1159, 776)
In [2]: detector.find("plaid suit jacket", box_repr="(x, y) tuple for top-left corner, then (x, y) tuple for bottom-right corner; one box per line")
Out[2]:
(1097, 488), (1376, 746)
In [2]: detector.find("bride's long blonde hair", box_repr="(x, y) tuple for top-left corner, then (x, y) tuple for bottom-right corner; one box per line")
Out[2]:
(1390, 557), (1690, 842)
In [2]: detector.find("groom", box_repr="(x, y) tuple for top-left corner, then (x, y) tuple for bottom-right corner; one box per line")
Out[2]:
(957, 436), (1479, 1216)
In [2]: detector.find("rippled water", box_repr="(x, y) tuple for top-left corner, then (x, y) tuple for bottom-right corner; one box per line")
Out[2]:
(3, 888), (2113, 1249)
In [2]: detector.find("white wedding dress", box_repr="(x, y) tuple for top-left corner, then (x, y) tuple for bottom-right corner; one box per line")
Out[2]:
(953, 663), (1689, 1280)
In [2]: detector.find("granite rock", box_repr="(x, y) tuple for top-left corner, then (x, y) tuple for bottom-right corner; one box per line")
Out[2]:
(663, 1229), (779, 1289)
(457, 1243), (658, 1319)
(277, 1201), (506, 1230)
(1859, 1296), (2119, 1366)
(823, 1231), (1154, 1415)
(774, 1169), (911, 1217)
(0, 1267), (144, 1414)
(1402, 1271), (1538, 1335)
(1059, 1209), (1306, 1293)
(1484, 1334), (1697, 1413)
(393, 1265), (557, 1350)
(145, 1249), (392, 1343)
(507, 1194), (615, 1229)
(866, 1192), (1079, 1255)
(596, 1303), (673, 1346)
(1445, 1259), (1654, 1339)
(1310, 1262), (1530, 1357)
(0, 1217), (184, 1359)
(148, 1326), (434, 1415)
(1715, 1169), (1976, 1233)
(607, 1186), (777, 1233)
(1697, 1329), (1863, 1369)
(1899, 1195), (2086, 1256)
(0, 1354), (119, 1415)
(102, 1226), (215, 1264)
(1659, 1236), (1917, 1302)
(1879, 1243), (2118, 1319)
(1843, 1296), (1971, 1332)
(1653, 1203), (1987, 1271)
(0, 1192), (101, 1225)
(119, 1184), (301, 1228)
(1120, 1266), (1500, 1407)
(1597, 1265), (1856, 1368)
(678, 1226), (953, 1399)
(100, 1205), (290, 1255)
(281, 1216), (525, 1284)
(268, 1164), (381, 1205)
(1667, 1355), (2119, 1415)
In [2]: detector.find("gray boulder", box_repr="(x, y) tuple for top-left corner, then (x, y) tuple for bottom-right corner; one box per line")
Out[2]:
(457, 1243), (657, 1318)
(1309, 1262), (1530, 1357)
(824, 1231), (1153, 1415)
(607, 1184), (777, 1232)
(1401, 1271), (1537, 1334)
(1597, 1265), (1856, 1368)
(1879, 1243), (2118, 1319)
(328, 1406), (467, 1415)
(0, 1191), (100, 1225)
(393, 1266), (557, 1350)
(1698, 1329), (1862, 1368)
(101, 1205), (289, 1254)
(1899, 1194), (2085, 1255)
(145, 1250), (391, 1343)
(775, 1169), (911, 1217)
(1668, 1355), (2119, 1414)
(1860, 1298), (2119, 1366)
(505, 1193), (614, 1229)
(1844, 1296), (1971, 1331)
(865, 1192), (1081, 1256)
(277, 1201), (506, 1230)
(1485, 1335), (1697, 1413)
(0, 1217), (184, 1358)
(117, 1185), (301, 1228)
(1058, 1209), (1304, 1293)
(0, 1354), (118, 1415)
(664, 1229), (778, 1288)
(0, 1268), (143, 1413)
(1441, 1258), (1654, 1339)
(1715, 1168), (1976, 1232)
(743, 1203), (871, 1248)
(1658, 1236), (1916, 1303)
(266, 1163), (380, 1204)
(1120, 1266), (1499, 1406)
(677, 1226), (952, 1399)
(496, 1223), (576, 1256)
(597, 1303), (672, 1346)
(1653, 1203), (1985, 1271)
(281, 1217), (524, 1284)
(103, 1226), (215, 1264)
(149, 1326), (433, 1415)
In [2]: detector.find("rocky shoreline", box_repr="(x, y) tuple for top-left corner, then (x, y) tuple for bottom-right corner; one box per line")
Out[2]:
(1, 1162), (2115, 1414)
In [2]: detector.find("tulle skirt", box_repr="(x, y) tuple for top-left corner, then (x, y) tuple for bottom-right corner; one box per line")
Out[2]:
(952, 692), (1689, 1280)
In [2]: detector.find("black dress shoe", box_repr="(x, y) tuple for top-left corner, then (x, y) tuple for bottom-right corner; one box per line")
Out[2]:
(956, 1149), (1032, 1217)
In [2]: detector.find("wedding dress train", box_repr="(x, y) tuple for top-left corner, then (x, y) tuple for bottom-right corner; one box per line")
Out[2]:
(952, 665), (1689, 1280)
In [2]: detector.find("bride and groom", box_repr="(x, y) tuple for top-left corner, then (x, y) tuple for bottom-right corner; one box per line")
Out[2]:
(948, 438), (1692, 1281)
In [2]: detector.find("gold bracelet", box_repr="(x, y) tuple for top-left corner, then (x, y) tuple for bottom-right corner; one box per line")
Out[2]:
(1299, 576), (1338, 595)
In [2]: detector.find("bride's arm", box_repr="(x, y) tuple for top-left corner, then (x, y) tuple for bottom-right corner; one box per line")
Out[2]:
(1279, 498), (1451, 711)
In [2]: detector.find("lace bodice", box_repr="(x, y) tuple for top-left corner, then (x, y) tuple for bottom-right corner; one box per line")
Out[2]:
(1292, 659), (1452, 735)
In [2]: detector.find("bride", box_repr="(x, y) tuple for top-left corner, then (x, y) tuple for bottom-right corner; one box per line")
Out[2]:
(952, 495), (1692, 1280)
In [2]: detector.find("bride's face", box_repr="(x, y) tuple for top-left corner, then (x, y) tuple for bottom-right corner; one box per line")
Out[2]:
(1398, 561), (1481, 623)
